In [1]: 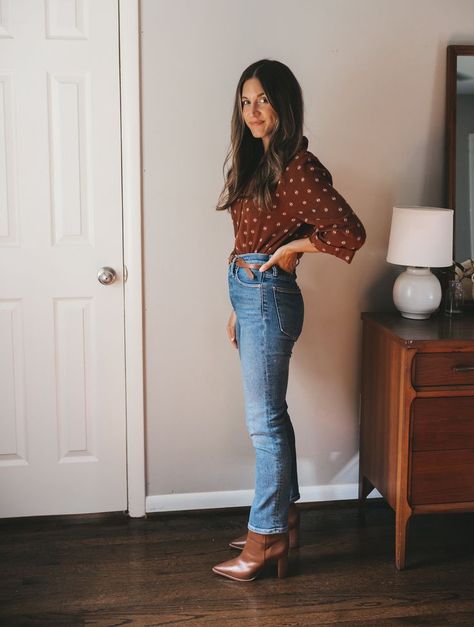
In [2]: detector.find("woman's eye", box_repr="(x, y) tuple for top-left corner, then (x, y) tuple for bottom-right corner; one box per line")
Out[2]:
(241, 97), (268, 107)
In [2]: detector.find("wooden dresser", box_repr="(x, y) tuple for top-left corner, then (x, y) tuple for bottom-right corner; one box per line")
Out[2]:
(359, 312), (474, 569)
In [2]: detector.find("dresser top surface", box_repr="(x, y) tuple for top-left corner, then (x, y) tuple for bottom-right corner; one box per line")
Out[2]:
(361, 312), (474, 342)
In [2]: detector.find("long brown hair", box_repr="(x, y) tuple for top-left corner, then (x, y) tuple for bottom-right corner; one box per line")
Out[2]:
(216, 59), (304, 212)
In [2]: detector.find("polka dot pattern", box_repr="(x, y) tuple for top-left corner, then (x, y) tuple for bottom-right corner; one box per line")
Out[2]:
(228, 136), (366, 264)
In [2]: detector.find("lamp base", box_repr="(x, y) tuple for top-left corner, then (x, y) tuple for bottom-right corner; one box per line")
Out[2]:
(399, 311), (432, 320)
(393, 267), (441, 320)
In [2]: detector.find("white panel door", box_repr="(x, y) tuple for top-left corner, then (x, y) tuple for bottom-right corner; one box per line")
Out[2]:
(0, 0), (127, 517)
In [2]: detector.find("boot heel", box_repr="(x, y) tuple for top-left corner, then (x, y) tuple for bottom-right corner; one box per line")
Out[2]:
(277, 555), (288, 578)
(289, 522), (300, 549)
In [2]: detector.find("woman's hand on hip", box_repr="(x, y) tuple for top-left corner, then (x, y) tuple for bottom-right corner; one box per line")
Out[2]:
(227, 309), (238, 349)
(258, 245), (302, 273)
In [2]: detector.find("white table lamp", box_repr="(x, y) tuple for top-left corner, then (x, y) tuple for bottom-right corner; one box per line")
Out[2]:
(386, 207), (453, 319)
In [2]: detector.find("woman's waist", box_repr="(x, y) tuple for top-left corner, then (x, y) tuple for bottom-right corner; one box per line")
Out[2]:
(228, 252), (272, 264)
(228, 253), (299, 284)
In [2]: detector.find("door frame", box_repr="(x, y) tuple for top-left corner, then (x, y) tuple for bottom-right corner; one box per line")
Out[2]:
(119, 0), (146, 518)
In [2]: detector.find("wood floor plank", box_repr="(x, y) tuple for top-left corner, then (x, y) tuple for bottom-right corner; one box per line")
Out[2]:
(0, 501), (473, 626)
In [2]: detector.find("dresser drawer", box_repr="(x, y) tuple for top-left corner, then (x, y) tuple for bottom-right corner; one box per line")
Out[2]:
(410, 450), (474, 504)
(412, 397), (474, 451)
(413, 352), (474, 387)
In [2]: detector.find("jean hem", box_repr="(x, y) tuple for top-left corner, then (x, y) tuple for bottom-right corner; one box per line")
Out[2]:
(248, 523), (289, 534)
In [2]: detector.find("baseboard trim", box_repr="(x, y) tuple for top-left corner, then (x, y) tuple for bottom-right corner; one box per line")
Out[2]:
(146, 483), (382, 513)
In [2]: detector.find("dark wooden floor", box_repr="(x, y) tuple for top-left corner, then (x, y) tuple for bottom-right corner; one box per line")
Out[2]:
(1, 499), (474, 626)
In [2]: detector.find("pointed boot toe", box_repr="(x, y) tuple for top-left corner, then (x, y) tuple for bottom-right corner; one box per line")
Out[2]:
(212, 556), (258, 581)
(214, 529), (289, 582)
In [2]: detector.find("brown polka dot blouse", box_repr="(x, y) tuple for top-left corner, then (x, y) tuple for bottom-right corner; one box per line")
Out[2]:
(228, 136), (366, 264)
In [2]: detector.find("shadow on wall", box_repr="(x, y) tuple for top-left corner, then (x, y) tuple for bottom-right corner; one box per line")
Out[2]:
(330, 453), (359, 484)
(365, 264), (400, 312)
(283, 255), (398, 486)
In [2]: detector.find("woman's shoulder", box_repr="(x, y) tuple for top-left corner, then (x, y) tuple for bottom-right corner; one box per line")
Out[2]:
(283, 136), (333, 183)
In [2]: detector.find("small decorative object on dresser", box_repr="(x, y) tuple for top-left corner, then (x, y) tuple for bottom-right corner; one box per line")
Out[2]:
(443, 278), (464, 316)
(359, 312), (474, 570)
(386, 207), (453, 320)
(455, 259), (474, 304)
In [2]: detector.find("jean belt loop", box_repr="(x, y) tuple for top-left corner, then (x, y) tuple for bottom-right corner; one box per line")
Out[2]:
(272, 265), (278, 277)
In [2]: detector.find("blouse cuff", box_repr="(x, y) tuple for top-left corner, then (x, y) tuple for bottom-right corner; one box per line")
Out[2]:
(309, 232), (356, 264)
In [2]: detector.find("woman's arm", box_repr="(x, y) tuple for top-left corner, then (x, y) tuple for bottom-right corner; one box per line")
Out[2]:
(260, 151), (366, 272)
(285, 238), (321, 254)
(259, 238), (320, 273)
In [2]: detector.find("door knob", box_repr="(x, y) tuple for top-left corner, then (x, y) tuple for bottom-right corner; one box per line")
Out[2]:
(97, 266), (117, 285)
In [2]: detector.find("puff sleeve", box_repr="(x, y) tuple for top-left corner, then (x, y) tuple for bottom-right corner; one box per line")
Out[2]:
(280, 152), (366, 263)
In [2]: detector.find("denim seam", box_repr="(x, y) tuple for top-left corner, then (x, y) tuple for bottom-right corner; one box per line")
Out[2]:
(250, 286), (266, 533)
(264, 287), (283, 531)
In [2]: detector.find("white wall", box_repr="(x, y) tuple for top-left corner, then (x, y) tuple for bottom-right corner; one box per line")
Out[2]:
(140, 0), (474, 511)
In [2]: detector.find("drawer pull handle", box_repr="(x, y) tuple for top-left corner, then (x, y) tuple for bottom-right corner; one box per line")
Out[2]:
(453, 365), (474, 373)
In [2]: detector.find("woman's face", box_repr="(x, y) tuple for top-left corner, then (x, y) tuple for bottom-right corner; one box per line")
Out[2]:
(241, 77), (278, 150)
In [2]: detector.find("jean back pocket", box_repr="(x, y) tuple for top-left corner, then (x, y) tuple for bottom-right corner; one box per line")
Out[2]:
(272, 286), (304, 340)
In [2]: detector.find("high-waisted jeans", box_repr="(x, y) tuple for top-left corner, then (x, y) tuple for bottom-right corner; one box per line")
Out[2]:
(228, 252), (304, 534)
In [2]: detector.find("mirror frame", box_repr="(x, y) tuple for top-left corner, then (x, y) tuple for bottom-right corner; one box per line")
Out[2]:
(446, 44), (474, 219)
(446, 44), (474, 307)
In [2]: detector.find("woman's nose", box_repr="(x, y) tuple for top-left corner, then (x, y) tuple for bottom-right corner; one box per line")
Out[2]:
(250, 101), (260, 116)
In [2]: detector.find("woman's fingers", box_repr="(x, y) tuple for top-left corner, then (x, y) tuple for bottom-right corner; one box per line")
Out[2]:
(227, 310), (238, 348)
(260, 248), (298, 273)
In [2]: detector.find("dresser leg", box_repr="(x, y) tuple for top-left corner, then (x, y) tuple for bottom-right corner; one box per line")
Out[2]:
(395, 508), (411, 570)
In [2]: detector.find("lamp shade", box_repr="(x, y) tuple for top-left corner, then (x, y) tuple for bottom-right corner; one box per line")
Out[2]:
(386, 206), (453, 267)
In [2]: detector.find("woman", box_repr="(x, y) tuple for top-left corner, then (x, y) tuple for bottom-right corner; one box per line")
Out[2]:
(212, 59), (366, 582)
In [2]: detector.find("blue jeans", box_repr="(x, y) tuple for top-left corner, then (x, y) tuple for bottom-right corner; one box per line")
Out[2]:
(228, 253), (304, 534)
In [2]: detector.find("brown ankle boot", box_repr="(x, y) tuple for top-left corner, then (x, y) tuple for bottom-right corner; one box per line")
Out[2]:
(213, 529), (289, 581)
(228, 503), (300, 550)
